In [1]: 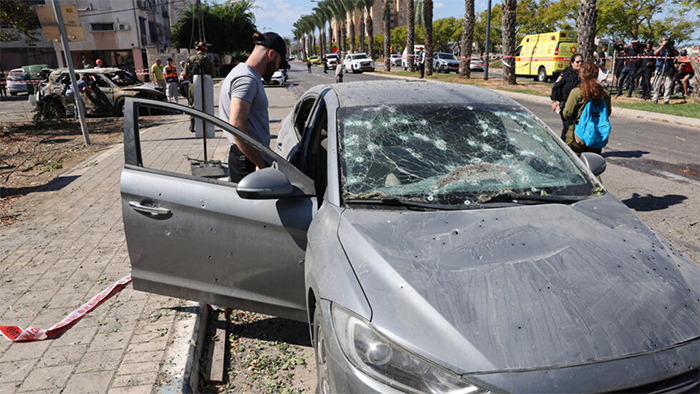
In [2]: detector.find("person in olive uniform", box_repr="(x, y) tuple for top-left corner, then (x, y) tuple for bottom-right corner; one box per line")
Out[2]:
(551, 54), (583, 140)
(185, 41), (216, 131)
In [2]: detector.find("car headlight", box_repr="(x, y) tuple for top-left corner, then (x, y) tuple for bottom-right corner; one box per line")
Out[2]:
(332, 304), (488, 394)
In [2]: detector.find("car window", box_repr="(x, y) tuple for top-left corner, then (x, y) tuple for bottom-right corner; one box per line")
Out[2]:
(294, 97), (317, 139)
(92, 75), (111, 88)
(338, 104), (595, 206)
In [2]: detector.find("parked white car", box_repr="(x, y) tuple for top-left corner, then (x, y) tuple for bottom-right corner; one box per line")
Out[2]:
(343, 53), (375, 73)
(7, 68), (28, 95)
(390, 54), (402, 67)
(325, 53), (339, 70)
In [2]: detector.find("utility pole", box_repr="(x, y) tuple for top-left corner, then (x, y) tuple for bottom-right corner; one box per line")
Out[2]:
(51, 0), (90, 145)
(483, 0), (492, 81)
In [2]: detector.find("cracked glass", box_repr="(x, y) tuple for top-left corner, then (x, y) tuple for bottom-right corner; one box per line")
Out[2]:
(339, 104), (595, 206)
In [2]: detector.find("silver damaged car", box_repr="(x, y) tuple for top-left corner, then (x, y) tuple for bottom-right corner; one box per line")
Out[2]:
(121, 80), (700, 393)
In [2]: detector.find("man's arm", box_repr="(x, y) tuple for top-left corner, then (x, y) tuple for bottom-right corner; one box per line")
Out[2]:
(229, 98), (268, 169)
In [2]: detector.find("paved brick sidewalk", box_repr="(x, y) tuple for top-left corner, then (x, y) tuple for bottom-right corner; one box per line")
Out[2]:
(0, 117), (226, 393)
(0, 81), (301, 393)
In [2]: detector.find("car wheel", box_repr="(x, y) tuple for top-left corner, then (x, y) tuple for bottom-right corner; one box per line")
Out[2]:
(537, 67), (548, 82)
(42, 99), (66, 119)
(10, 91), (17, 96)
(313, 307), (331, 394)
(114, 98), (125, 117)
(369, 68), (375, 72)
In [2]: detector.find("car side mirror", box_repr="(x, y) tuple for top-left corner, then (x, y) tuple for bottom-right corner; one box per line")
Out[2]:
(580, 152), (607, 176)
(236, 167), (295, 199)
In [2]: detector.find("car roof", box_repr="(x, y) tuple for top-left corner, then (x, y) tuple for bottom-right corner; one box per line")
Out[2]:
(50, 67), (122, 76)
(324, 80), (517, 108)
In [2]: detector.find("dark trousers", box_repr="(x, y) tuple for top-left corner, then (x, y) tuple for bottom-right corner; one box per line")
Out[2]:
(618, 66), (635, 96)
(228, 144), (255, 183)
(642, 69), (653, 98)
(419, 62), (425, 78)
(559, 113), (570, 140)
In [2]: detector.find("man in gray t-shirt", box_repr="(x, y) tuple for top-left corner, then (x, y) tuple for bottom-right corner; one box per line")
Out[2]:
(218, 32), (288, 182)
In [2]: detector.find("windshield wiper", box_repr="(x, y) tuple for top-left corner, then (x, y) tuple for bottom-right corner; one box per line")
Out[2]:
(344, 197), (459, 210)
(479, 192), (589, 205)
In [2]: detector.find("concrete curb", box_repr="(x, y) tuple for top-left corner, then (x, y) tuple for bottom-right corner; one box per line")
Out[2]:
(371, 71), (700, 130)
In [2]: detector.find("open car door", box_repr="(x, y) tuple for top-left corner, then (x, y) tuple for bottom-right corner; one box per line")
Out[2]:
(120, 98), (317, 322)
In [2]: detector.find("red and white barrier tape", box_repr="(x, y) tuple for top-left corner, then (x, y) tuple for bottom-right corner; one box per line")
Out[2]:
(0, 274), (131, 342)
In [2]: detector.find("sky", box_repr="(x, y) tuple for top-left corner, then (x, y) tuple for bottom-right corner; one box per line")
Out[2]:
(250, 0), (492, 39)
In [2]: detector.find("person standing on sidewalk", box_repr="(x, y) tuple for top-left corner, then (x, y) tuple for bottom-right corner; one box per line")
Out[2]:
(641, 42), (655, 100)
(150, 59), (166, 91)
(551, 53), (582, 140)
(617, 42), (639, 97)
(178, 61), (190, 101)
(652, 36), (679, 105)
(219, 31), (288, 182)
(0, 71), (6, 99)
(163, 58), (179, 103)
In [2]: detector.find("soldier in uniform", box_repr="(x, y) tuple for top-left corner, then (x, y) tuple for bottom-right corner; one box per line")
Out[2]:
(185, 41), (216, 131)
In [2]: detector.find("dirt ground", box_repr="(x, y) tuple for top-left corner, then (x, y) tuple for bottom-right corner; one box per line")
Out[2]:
(0, 117), (158, 226)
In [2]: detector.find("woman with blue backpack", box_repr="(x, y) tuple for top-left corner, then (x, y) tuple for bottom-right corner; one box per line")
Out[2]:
(562, 61), (612, 156)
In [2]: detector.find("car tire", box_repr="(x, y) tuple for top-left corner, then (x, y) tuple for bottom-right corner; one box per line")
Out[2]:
(42, 99), (66, 119)
(537, 67), (548, 82)
(10, 91), (17, 96)
(313, 307), (331, 394)
(114, 98), (125, 117)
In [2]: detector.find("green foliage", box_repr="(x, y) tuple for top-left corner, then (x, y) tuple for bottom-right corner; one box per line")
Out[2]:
(432, 17), (462, 52)
(597, 0), (697, 43)
(0, 0), (40, 44)
(391, 25), (425, 53)
(171, 0), (257, 54)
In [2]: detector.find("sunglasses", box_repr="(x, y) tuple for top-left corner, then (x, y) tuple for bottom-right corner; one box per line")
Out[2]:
(573, 60), (583, 64)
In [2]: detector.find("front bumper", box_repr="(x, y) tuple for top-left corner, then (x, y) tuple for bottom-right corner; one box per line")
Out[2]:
(319, 296), (700, 393)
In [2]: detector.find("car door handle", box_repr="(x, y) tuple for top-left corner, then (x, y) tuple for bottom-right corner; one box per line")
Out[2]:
(129, 201), (171, 215)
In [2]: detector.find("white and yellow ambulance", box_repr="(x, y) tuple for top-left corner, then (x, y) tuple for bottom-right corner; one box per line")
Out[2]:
(515, 31), (578, 82)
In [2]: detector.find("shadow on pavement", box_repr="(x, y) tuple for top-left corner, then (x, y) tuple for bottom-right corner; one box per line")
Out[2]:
(0, 175), (78, 198)
(602, 150), (650, 159)
(621, 193), (688, 212)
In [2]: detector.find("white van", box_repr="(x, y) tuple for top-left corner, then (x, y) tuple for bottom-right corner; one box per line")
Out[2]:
(402, 45), (425, 70)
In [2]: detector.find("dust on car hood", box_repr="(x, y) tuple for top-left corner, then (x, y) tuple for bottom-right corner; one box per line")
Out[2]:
(338, 193), (700, 374)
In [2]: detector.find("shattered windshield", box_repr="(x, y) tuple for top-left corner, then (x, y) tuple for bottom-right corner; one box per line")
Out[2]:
(339, 104), (595, 206)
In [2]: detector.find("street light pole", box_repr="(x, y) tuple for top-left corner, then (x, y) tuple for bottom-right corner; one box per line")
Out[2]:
(50, 0), (89, 146)
(483, 0), (492, 80)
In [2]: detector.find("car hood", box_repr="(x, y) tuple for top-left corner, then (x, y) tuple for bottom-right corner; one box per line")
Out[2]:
(337, 193), (700, 374)
(121, 84), (163, 95)
(439, 59), (460, 65)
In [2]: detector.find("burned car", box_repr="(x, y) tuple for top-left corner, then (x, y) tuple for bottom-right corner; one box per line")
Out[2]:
(34, 68), (166, 118)
(121, 81), (699, 393)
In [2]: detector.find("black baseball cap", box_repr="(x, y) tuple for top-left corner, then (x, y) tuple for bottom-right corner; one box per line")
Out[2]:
(256, 32), (289, 69)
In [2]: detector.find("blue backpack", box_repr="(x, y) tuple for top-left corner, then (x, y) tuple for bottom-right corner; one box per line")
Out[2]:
(574, 99), (610, 148)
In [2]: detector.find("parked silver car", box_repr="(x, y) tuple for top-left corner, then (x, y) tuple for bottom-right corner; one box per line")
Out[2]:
(121, 81), (700, 393)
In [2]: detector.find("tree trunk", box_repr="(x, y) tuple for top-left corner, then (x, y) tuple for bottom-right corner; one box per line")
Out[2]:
(459, 0), (474, 78)
(577, 0), (597, 61)
(367, 14), (374, 59)
(341, 23), (347, 54)
(337, 21), (343, 53)
(328, 24), (333, 52)
(349, 15), (356, 53)
(424, 0), (433, 76)
(407, 0), (415, 72)
(501, 0), (517, 84)
(383, 0), (391, 71)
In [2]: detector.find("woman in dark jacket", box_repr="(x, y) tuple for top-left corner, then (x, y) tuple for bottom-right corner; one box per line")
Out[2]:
(551, 54), (583, 140)
(563, 61), (612, 155)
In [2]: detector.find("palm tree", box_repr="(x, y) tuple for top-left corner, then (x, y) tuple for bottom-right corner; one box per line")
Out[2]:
(342, 0), (358, 53)
(293, 21), (307, 61)
(382, 0), (391, 70)
(328, 0), (347, 54)
(424, 0), (433, 76)
(318, 1), (334, 53)
(502, 0), (517, 84)
(577, 0), (597, 60)
(312, 8), (326, 56)
(359, 0), (376, 59)
(459, 0), (474, 78)
(414, 0), (425, 26)
(407, 0), (415, 71)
